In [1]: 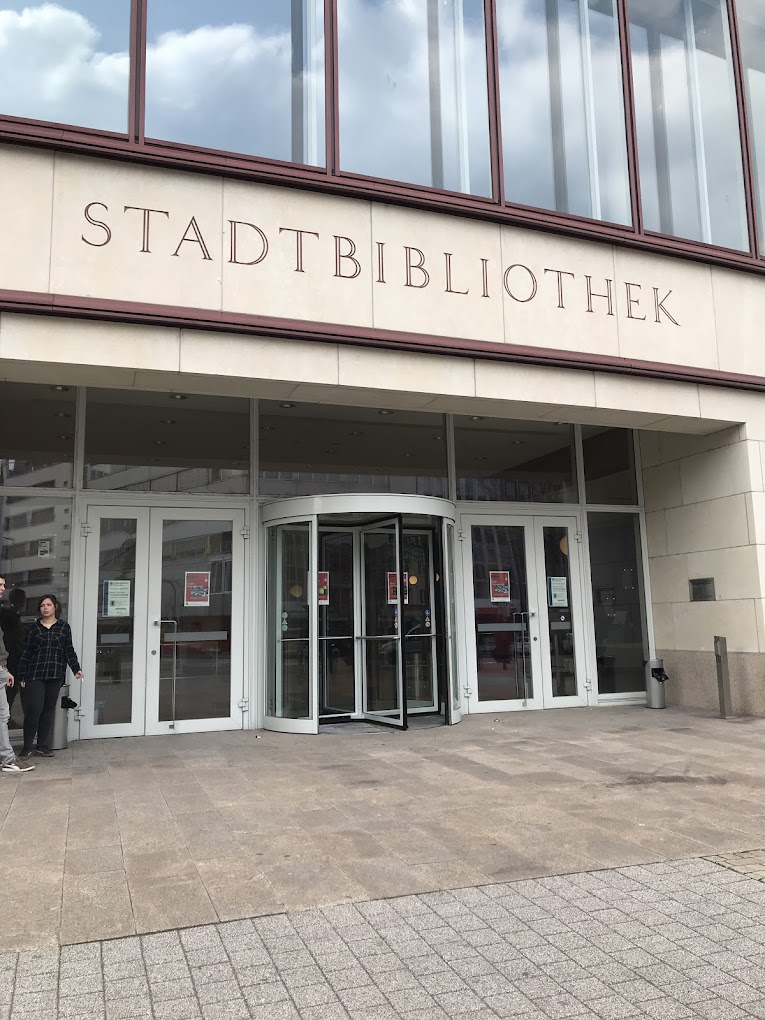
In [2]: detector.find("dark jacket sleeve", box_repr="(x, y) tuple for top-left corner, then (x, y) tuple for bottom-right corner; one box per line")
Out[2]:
(62, 623), (81, 675)
(17, 625), (38, 681)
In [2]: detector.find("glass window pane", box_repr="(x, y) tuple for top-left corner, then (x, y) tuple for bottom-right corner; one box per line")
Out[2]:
(319, 531), (355, 716)
(588, 511), (647, 694)
(84, 389), (250, 494)
(498, 0), (631, 223)
(0, 2), (130, 131)
(159, 520), (233, 722)
(0, 494), (72, 618)
(629, 0), (747, 249)
(543, 526), (577, 697)
(0, 383), (75, 489)
(267, 523), (311, 720)
(145, 1), (325, 166)
(259, 403), (447, 498)
(736, 0), (765, 251)
(582, 426), (638, 504)
(455, 418), (577, 502)
(470, 524), (532, 701)
(338, 0), (491, 195)
(94, 518), (136, 726)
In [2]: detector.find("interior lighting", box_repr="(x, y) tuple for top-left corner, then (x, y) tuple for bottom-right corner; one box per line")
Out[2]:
(279, 402), (296, 409)
(51, 385), (70, 392)
(169, 393), (187, 401)
(469, 415), (483, 421)
(378, 409), (394, 415)
(159, 419), (176, 425)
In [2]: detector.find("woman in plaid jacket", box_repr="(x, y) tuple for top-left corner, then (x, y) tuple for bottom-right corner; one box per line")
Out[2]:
(18, 594), (83, 758)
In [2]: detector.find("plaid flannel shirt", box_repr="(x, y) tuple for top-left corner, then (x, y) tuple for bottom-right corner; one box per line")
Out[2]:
(18, 619), (80, 684)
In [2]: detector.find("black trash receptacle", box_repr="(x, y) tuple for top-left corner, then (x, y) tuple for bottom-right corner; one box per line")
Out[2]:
(52, 683), (70, 751)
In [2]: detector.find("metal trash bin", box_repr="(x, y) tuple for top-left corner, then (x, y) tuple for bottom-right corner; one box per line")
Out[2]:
(646, 658), (668, 710)
(52, 683), (70, 751)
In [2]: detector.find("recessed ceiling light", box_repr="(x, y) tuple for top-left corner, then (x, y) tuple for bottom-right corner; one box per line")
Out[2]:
(159, 419), (176, 426)
(57, 433), (73, 441)
(349, 431), (366, 437)
(169, 393), (187, 401)
(474, 456), (488, 461)
(279, 402), (296, 409)
(512, 440), (525, 446)
(434, 435), (443, 440)
(404, 453), (414, 458)
(51, 385), (70, 393)
(152, 439), (167, 446)
(470, 415), (484, 421)
(53, 412), (72, 418)
(378, 409), (394, 416)
(260, 425), (275, 432)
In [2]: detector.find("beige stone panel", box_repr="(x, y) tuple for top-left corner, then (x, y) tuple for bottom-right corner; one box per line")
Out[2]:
(222, 180), (373, 327)
(129, 369), (298, 400)
(643, 461), (682, 512)
(639, 431), (661, 469)
(474, 361), (596, 408)
(50, 156), (223, 309)
(755, 599), (765, 654)
(648, 554), (688, 604)
(286, 383), (442, 410)
(657, 425), (743, 464)
(179, 331), (339, 387)
(500, 226), (618, 355)
(645, 510), (668, 558)
(0, 147), (54, 292)
(614, 248), (717, 369)
(672, 599), (758, 653)
(538, 406), (665, 427)
(418, 394), (559, 418)
(0, 314), (180, 372)
(651, 602), (676, 649)
(712, 266), (765, 377)
(371, 205), (504, 343)
(745, 491), (765, 546)
(686, 545), (764, 601)
(680, 441), (762, 505)
(665, 494), (750, 554)
(338, 346), (475, 399)
(698, 387), (765, 437)
(640, 416), (737, 436)
(0, 360), (138, 389)
(593, 374), (700, 419)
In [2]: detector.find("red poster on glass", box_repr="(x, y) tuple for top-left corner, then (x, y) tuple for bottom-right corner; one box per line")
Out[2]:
(184, 571), (211, 607)
(318, 571), (330, 605)
(387, 572), (409, 604)
(490, 571), (511, 603)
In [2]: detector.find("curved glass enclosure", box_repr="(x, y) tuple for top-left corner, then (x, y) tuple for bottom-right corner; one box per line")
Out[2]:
(262, 494), (460, 734)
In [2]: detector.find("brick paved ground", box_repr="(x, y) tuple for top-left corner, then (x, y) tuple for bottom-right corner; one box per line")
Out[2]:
(3, 857), (765, 1020)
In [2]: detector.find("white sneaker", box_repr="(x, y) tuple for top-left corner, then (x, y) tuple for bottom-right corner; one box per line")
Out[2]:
(1, 756), (35, 772)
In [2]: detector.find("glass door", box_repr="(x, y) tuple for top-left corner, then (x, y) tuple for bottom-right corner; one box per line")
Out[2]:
(442, 521), (461, 724)
(265, 519), (318, 734)
(462, 516), (544, 713)
(318, 530), (356, 718)
(80, 506), (151, 739)
(359, 517), (407, 728)
(145, 510), (246, 735)
(534, 517), (588, 708)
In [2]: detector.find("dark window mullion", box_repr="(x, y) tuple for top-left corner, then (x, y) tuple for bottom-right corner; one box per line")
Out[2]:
(726, 0), (760, 257)
(617, 0), (644, 233)
(132, 0), (147, 145)
(485, 0), (506, 205)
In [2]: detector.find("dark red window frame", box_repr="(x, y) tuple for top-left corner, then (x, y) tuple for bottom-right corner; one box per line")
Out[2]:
(0, 0), (761, 276)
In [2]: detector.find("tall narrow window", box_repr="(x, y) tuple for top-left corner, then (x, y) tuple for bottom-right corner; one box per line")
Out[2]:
(629, 0), (747, 250)
(145, 1), (325, 166)
(0, 2), (130, 131)
(736, 0), (765, 252)
(497, 0), (631, 224)
(337, 0), (491, 195)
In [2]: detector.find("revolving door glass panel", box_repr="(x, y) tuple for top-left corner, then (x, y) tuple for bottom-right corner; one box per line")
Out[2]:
(319, 531), (355, 716)
(360, 520), (406, 728)
(267, 522), (313, 720)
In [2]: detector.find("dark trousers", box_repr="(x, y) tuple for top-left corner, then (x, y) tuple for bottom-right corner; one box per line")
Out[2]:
(21, 679), (62, 752)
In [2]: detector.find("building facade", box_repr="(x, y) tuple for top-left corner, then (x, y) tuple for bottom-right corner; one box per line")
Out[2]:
(1, 0), (765, 738)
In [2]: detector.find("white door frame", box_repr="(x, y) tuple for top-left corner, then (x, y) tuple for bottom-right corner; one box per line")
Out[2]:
(460, 511), (589, 714)
(79, 503), (247, 739)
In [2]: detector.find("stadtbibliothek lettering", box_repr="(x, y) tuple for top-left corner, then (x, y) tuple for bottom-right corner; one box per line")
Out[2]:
(82, 202), (680, 327)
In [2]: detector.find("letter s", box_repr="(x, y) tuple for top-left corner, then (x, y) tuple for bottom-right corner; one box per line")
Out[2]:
(82, 202), (112, 247)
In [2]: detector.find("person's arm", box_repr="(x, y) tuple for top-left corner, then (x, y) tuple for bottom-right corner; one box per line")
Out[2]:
(62, 623), (82, 676)
(17, 626), (37, 682)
